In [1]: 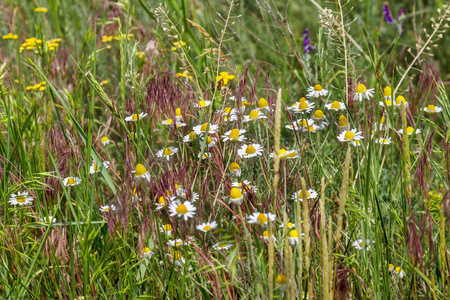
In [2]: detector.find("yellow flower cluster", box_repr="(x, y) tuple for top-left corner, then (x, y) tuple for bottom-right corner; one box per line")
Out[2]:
(171, 41), (186, 51)
(20, 37), (42, 53)
(101, 34), (134, 49)
(34, 7), (48, 13)
(47, 38), (62, 51)
(26, 81), (46, 91)
(2, 33), (19, 40)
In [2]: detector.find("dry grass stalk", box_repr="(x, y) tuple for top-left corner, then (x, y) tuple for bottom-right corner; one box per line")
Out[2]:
(327, 215), (334, 297)
(186, 18), (219, 46)
(296, 187), (304, 297)
(268, 88), (282, 299)
(300, 177), (312, 296)
(319, 177), (330, 300)
(401, 104), (412, 209)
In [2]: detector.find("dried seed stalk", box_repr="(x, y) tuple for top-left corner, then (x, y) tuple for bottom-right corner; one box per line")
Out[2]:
(319, 177), (330, 300)
(268, 88), (282, 299)
(401, 104), (412, 210)
(300, 177), (312, 296)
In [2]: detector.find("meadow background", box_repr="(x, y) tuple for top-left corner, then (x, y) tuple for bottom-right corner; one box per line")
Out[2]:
(1, 0), (450, 299)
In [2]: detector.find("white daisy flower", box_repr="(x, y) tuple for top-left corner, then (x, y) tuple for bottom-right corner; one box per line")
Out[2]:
(125, 112), (148, 122)
(279, 222), (295, 229)
(222, 128), (247, 142)
(169, 200), (197, 221)
(290, 99), (315, 114)
(294, 118), (315, 131)
(177, 190), (199, 202)
(167, 251), (185, 267)
(167, 239), (185, 247)
(398, 127), (421, 135)
(292, 189), (318, 201)
(422, 104), (443, 114)
(193, 123), (219, 136)
(237, 143), (264, 158)
(307, 84), (328, 98)
(379, 99), (393, 108)
(162, 118), (175, 126)
(231, 180), (257, 194)
(383, 86), (392, 100)
(219, 107), (238, 115)
(142, 247), (153, 257)
(160, 224), (173, 236)
(213, 242), (233, 250)
(100, 204), (116, 212)
(247, 212), (276, 226)
(394, 96), (408, 108)
(229, 187), (244, 205)
(63, 177), (81, 187)
(194, 99), (212, 109)
(132, 163), (151, 182)
(393, 267), (406, 278)
(351, 140), (362, 147)
(89, 161), (110, 174)
(353, 83), (375, 101)
(200, 136), (217, 148)
(198, 152), (211, 159)
(257, 98), (272, 111)
(337, 129), (364, 143)
(376, 137), (392, 145)
(352, 239), (373, 251)
(288, 229), (304, 245)
(270, 148), (298, 160)
(325, 101), (346, 112)
(261, 230), (277, 243)
(175, 108), (183, 122)
(100, 136), (110, 146)
(243, 109), (267, 122)
(156, 146), (179, 161)
(196, 221), (218, 233)
(40, 215), (56, 223)
(183, 131), (197, 143)
(229, 162), (241, 177)
(156, 196), (173, 210)
(9, 191), (34, 206)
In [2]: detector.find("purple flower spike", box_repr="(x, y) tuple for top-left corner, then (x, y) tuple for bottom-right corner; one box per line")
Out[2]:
(397, 8), (406, 35)
(383, 5), (393, 24)
(302, 29), (315, 54)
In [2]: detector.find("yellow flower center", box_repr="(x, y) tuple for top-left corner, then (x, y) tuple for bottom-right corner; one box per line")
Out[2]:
(344, 131), (355, 141)
(164, 224), (172, 231)
(135, 164), (147, 176)
(173, 251), (182, 260)
(380, 116), (385, 124)
(93, 164), (100, 171)
(389, 264), (394, 269)
(207, 136), (213, 144)
(176, 204), (188, 214)
(189, 131), (196, 140)
(67, 178), (76, 185)
(395, 267), (401, 273)
(298, 101), (309, 110)
(427, 104), (436, 112)
(257, 214), (268, 224)
(338, 115), (349, 127)
(200, 123), (209, 132)
(381, 139), (389, 143)
(166, 119), (173, 124)
(258, 98), (268, 108)
(101, 137), (109, 142)
(219, 244), (228, 248)
(143, 247), (151, 254)
(164, 148), (173, 156)
(287, 222), (293, 228)
(359, 241), (363, 247)
(331, 101), (341, 109)
(384, 86), (391, 97)
(279, 149), (287, 157)
(203, 225), (212, 231)
(132, 114), (139, 121)
(263, 230), (269, 237)
(384, 100), (392, 106)
(229, 129), (240, 140)
(105, 207), (110, 211)
(175, 241), (183, 246)
(16, 196), (26, 203)
(289, 229), (299, 238)
(396, 96), (406, 105)
(175, 108), (182, 116)
(406, 127), (414, 134)
(230, 162), (240, 171)
(314, 110), (324, 119)
(298, 190), (310, 198)
(159, 196), (167, 205)
(223, 107), (233, 114)
(357, 84), (367, 94)
(249, 110), (259, 120)
(314, 84), (322, 91)
(245, 145), (256, 154)
(276, 274), (287, 285)
(199, 100), (207, 107)
(230, 187), (243, 199)
(298, 119), (309, 128)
